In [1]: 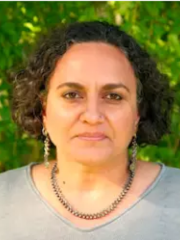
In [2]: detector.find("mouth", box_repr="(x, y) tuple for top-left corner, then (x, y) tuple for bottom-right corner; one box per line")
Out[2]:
(77, 136), (107, 141)
(76, 132), (107, 141)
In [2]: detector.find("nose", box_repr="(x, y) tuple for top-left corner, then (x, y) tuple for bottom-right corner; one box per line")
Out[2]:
(80, 98), (104, 125)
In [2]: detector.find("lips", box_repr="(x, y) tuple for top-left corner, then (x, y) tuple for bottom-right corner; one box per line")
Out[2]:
(78, 132), (106, 137)
(76, 132), (107, 141)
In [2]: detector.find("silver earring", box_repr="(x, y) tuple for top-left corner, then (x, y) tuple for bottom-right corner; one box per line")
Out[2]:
(129, 134), (137, 175)
(42, 127), (50, 168)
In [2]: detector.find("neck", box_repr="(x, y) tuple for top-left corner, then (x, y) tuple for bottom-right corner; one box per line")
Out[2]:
(55, 150), (130, 193)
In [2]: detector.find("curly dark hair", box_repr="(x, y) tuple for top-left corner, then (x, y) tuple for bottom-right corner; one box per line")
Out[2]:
(11, 21), (174, 146)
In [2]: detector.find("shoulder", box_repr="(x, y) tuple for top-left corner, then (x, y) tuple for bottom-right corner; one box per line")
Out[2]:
(137, 160), (180, 202)
(0, 163), (38, 218)
(162, 165), (180, 187)
(156, 165), (180, 207)
(138, 160), (180, 185)
(0, 165), (27, 183)
(0, 164), (31, 199)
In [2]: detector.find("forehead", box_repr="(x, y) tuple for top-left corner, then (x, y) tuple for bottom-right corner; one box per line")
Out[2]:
(49, 42), (136, 91)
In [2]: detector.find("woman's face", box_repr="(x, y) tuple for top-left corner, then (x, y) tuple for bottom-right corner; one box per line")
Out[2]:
(43, 42), (139, 166)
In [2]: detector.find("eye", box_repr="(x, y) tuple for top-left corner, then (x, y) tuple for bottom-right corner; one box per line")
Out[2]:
(106, 93), (122, 101)
(62, 91), (81, 99)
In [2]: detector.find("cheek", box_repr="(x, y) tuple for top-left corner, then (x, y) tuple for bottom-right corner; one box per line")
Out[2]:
(108, 103), (136, 143)
(45, 97), (78, 145)
(110, 103), (135, 125)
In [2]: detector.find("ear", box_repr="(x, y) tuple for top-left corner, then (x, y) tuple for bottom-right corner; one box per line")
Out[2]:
(40, 96), (47, 128)
(135, 115), (140, 125)
(42, 110), (47, 129)
(134, 114), (140, 133)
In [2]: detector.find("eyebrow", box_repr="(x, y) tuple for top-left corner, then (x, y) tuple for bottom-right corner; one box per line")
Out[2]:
(56, 82), (130, 93)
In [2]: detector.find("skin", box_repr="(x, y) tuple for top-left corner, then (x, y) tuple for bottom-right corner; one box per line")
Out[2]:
(43, 42), (139, 188)
(33, 42), (161, 227)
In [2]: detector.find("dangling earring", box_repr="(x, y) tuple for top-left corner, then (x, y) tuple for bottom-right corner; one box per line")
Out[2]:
(129, 134), (137, 175)
(42, 127), (50, 168)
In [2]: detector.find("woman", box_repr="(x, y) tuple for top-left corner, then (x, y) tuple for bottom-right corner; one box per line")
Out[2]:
(0, 21), (179, 239)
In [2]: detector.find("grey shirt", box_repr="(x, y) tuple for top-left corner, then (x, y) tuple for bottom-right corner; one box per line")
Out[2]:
(0, 162), (180, 240)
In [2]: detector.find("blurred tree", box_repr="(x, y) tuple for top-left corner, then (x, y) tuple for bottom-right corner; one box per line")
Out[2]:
(0, 1), (180, 172)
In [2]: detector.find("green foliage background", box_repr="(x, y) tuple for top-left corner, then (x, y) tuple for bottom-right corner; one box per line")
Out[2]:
(0, 1), (180, 172)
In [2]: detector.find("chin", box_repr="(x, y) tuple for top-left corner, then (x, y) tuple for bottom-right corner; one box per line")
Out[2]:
(69, 148), (113, 166)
